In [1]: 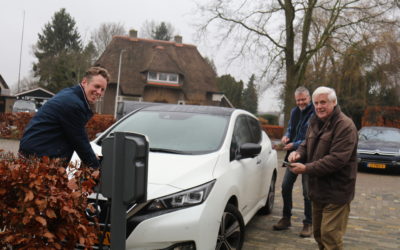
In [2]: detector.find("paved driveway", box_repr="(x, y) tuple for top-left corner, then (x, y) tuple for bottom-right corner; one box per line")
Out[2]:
(243, 151), (400, 250)
(0, 138), (19, 154)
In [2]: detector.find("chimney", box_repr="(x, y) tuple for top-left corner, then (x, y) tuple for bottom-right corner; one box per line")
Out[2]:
(174, 35), (182, 44)
(129, 29), (137, 38)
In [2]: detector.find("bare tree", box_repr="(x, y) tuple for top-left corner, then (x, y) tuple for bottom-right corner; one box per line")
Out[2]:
(16, 75), (39, 93)
(198, 0), (398, 120)
(91, 22), (126, 58)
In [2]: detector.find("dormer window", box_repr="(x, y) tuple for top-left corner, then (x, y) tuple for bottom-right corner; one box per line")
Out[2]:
(147, 72), (179, 85)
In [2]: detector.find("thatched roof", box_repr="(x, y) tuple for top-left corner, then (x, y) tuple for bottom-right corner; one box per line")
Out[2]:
(0, 74), (11, 96)
(0, 74), (9, 90)
(95, 36), (219, 98)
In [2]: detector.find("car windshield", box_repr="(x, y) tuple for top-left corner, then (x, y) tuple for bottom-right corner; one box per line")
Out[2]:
(104, 110), (230, 154)
(359, 127), (400, 143)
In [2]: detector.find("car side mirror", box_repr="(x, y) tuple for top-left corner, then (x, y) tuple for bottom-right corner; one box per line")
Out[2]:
(237, 143), (261, 160)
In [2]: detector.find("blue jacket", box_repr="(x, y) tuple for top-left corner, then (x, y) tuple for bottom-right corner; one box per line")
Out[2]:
(284, 103), (314, 150)
(19, 85), (99, 168)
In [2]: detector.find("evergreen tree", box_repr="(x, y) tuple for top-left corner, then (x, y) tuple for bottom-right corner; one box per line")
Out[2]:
(153, 22), (173, 41)
(141, 21), (175, 41)
(217, 74), (244, 108)
(242, 74), (258, 114)
(33, 8), (87, 93)
(204, 57), (217, 75)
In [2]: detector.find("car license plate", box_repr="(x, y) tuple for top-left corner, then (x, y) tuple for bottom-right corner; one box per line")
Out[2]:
(367, 163), (386, 169)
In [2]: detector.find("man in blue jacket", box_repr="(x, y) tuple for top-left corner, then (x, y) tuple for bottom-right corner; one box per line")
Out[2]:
(273, 86), (314, 237)
(19, 66), (110, 168)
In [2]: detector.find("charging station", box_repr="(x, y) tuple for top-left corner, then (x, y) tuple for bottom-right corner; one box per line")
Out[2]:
(100, 132), (148, 250)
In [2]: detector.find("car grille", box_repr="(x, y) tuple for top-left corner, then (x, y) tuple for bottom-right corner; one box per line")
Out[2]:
(358, 153), (399, 164)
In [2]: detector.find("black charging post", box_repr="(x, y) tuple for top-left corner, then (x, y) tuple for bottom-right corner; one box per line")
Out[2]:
(100, 132), (148, 250)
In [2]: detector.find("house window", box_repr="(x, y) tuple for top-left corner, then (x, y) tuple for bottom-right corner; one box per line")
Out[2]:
(147, 72), (179, 84)
(148, 72), (157, 80)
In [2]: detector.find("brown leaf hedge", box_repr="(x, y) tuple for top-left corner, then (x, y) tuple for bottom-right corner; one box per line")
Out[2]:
(362, 106), (400, 129)
(0, 113), (115, 140)
(0, 152), (100, 249)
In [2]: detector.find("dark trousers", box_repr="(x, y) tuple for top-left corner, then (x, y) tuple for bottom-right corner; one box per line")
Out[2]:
(281, 166), (312, 224)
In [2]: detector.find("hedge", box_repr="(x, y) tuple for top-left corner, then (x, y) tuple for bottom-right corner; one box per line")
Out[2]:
(0, 113), (115, 140)
(362, 106), (400, 129)
(261, 124), (284, 139)
(0, 152), (100, 249)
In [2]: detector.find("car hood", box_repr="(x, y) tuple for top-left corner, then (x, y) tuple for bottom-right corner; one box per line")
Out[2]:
(147, 153), (219, 198)
(358, 140), (400, 155)
(88, 142), (220, 200)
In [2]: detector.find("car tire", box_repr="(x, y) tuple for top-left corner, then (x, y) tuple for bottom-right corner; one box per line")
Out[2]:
(216, 204), (245, 250)
(259, 173), (276, 215)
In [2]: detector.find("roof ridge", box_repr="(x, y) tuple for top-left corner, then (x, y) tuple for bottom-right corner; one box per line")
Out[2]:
(114, 36), (196, 48)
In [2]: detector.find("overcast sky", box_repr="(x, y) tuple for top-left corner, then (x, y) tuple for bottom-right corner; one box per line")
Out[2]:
(0, 0), (280, 112)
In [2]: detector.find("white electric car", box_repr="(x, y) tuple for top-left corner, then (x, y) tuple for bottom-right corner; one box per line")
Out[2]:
(77, 104), (278, 249)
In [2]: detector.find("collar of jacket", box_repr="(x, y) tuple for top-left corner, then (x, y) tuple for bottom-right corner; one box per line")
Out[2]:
(310, 105), (341, 135)
(79, 83), (92, 111)
(300, 102), (314, 114)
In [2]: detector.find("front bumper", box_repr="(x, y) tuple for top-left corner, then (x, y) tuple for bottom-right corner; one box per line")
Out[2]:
(125, 200), (220, 250)
(357, 153), (400, 172)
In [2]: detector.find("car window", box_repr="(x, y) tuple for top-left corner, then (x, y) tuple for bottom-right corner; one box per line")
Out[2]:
(105, 110), (229, 154)
(359, 127), (400, 143)
(233, 115), (254, 146)
(246, 116), (262, 143)
(230, 115), (260, 161)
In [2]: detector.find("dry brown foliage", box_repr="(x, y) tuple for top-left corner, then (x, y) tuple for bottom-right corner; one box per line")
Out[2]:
(362, 106), (400, 129)
(0, 113), (115, 140)
(0, 152), (100, 249)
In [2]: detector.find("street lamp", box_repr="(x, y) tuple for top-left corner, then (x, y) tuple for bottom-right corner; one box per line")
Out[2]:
(114, 49), (126, 119)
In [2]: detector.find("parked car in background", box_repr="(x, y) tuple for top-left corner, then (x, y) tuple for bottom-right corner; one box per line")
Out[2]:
(73, 104), (278, 249)
(357, 126), (400, 173)
(12, 99), (37, 113)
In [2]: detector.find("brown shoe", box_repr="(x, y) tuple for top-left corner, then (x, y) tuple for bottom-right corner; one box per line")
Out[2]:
(273, 217), (291, 230)
(299, 223), (312, 237)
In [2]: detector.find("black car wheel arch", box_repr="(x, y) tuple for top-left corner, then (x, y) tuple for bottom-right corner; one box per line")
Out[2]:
(216, 204), (245, 250)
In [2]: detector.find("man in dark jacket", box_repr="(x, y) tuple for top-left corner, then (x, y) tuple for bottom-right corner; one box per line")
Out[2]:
(19, 66), (110, 168)
(273, 86), (314, 237)
(288, 86), (358, 250)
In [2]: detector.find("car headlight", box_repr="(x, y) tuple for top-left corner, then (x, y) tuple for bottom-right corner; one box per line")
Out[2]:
(146, 180), (216, 212)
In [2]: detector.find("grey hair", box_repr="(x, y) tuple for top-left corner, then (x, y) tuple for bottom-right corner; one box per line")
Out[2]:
(312, 86), (338, 105)
(294, 86), (310, 96)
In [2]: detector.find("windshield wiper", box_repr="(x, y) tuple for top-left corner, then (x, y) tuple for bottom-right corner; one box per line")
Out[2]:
(150, 148), (190, 154)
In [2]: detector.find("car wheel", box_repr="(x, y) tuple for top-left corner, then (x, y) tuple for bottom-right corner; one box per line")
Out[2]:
(259, 173), (276, 215)
(216, 204), (245, 250)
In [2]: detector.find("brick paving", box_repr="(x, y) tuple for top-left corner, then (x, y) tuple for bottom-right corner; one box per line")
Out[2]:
(243, 151), (400, 249)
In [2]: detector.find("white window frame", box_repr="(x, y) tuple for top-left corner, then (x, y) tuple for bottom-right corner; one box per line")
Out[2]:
(147, 72), (179, 84)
